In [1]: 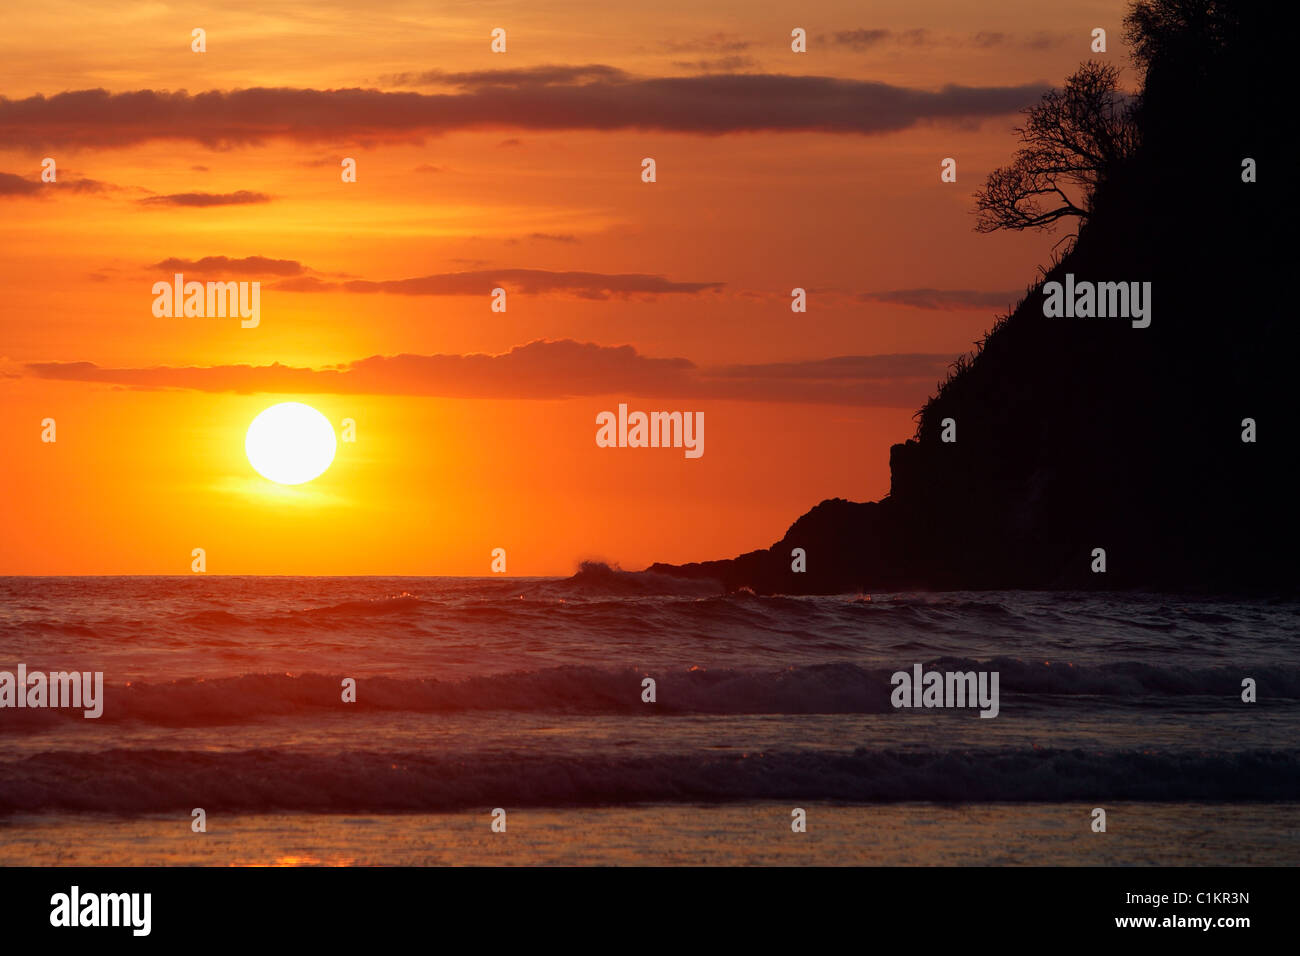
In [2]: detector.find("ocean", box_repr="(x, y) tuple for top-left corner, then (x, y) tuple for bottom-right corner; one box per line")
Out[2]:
(1, 570), (1297, 865)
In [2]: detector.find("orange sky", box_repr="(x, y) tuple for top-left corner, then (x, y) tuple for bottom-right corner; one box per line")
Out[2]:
(0, 0), (1131, 574)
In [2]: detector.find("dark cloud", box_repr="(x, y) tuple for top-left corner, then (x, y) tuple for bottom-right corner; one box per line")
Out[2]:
(151, 255), (305, 276)
(25, 340), (954, 407)
(858, 288), (1022, 310)
(0, 170), (112, 196)
(271, 269), (721, 299)
(0, 73), (1049, 149)
(0, 172), (41, 196)
(137, 190), (271, 207)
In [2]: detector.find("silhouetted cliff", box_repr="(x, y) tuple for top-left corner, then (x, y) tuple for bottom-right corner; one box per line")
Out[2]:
(649, 0), (1294, 593)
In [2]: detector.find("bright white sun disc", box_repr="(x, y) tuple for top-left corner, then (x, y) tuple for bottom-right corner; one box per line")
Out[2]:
(245, 402), (337, 485)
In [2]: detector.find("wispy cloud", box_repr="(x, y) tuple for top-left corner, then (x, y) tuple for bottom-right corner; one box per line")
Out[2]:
(137, 190), (272, 207)
(270, 269), (722, 300)
(661, 33), (752, 54)
(830, 29), (931, 50)
(671, 56), (758, 73)
(858, 288), (1022, 310)
(828, 29), (1069, 51)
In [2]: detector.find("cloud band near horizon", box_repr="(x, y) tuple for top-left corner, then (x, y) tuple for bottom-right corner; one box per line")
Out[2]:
(24, 340), (957, 407)
(0, 69), (1049, 149)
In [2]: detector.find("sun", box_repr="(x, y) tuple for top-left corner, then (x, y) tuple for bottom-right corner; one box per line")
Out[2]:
(245, 402), (337, 485)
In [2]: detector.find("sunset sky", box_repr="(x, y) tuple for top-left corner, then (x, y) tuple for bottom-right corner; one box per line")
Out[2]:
(0, 0), (1130, 575)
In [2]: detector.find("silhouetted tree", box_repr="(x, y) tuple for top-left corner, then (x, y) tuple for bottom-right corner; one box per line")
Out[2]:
(1125, 0), (1238, 76)
(974, 62), (1138, 234)
(1124, 0), (1268, 162)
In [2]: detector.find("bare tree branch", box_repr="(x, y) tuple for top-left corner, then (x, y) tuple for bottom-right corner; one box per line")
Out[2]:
(974, 62), (1138, 234)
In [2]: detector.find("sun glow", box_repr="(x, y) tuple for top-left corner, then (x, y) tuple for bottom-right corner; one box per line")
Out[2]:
(245, 402), (337, 485)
